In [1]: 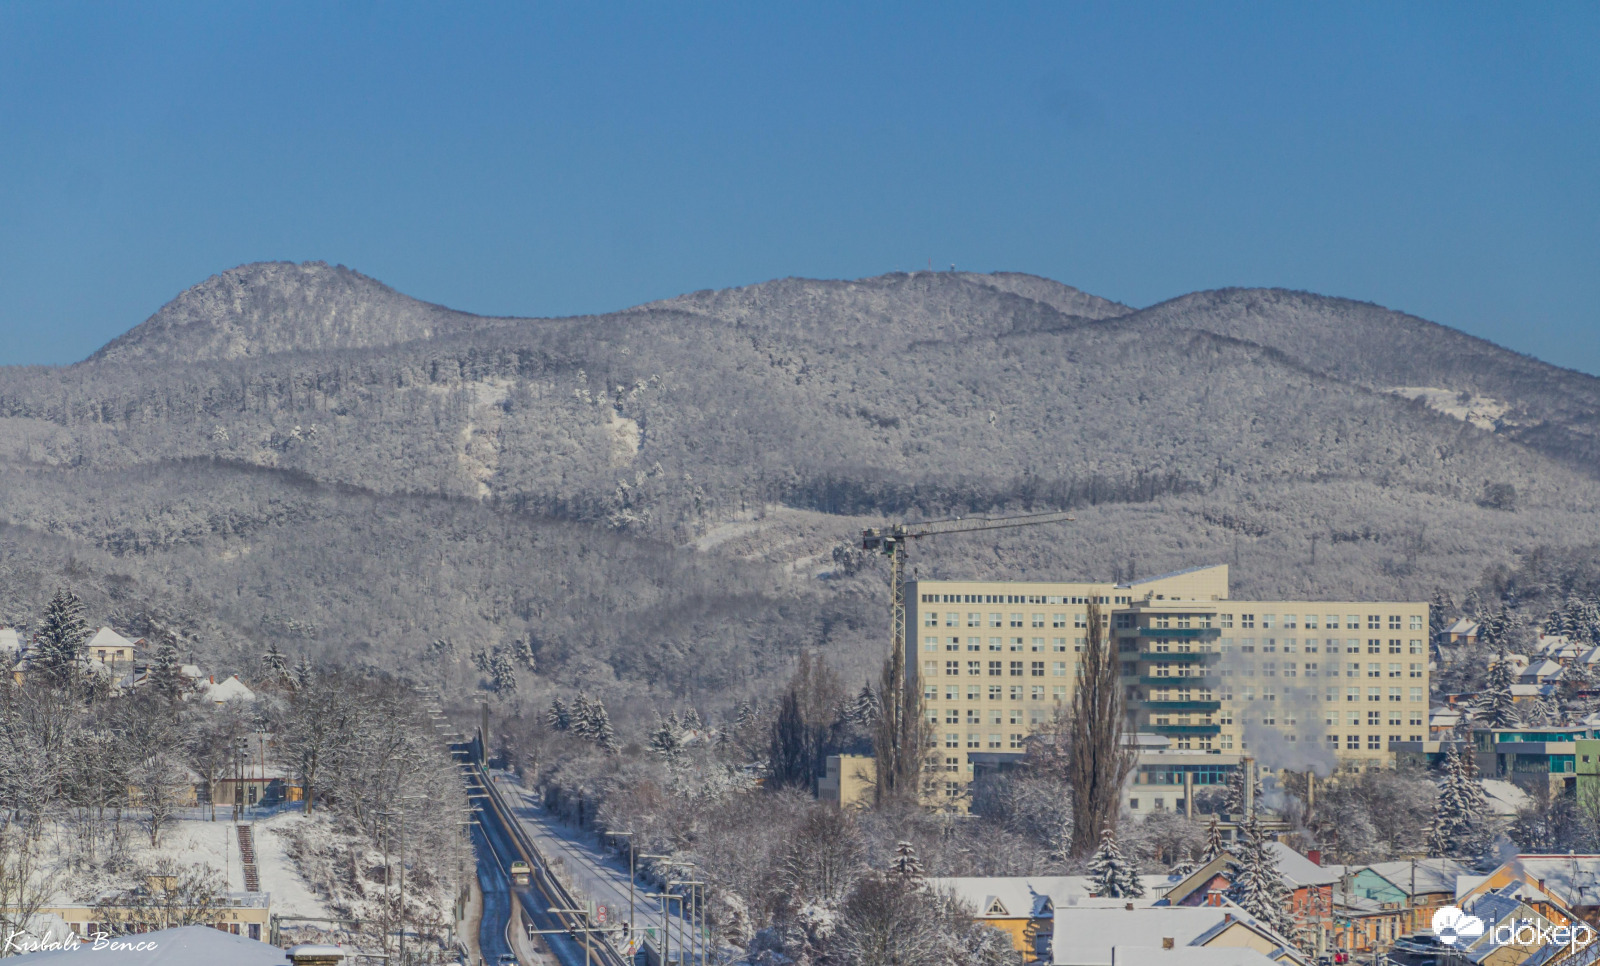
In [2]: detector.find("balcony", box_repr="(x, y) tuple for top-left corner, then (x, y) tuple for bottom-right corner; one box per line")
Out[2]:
(1138, 674), (1219, 686)
(1138, 651), (1216, 663)
(1143, 700), (1222, 713)
(1147, 723), (1223, 736)
(1132, 627), (1222, 640)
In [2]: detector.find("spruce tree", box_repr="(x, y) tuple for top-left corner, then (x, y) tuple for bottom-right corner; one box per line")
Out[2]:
(850, 682), (880, 725)
(146, 635), (187, 703)
(262, 641), (290, 682)
(1224, 766), (1263, 817)
(1428, 746), (1489, 859)
(33, 588), (90, 687)
(649, 714), (685, 761)
(291, 654), (314, 688)
(889, 840), (924, 883)
(1227, 814), (1292, 935)
(546, 698), (572, 731)
(571, 694), (597, 739)
(1480, 656), (1520, 726)
(1088, 828), (1144, 898)
(1201, 817), (1224, 864)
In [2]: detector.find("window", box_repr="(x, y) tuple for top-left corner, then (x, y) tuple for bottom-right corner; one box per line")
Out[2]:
(1327, 734), (1340, 748)
(1052, 637), (1067, 651)
(989, 613), (1002, 627)
(1368, 735), (1383, 750)
(1030, 614), (1044, 628)
(946, 612), (959, 627)
(967, 685), (981, 701)
(1389, 615), (1402, 630)
(1346, 615), (1360, 629)
(1348, 711), (1362, 725)
(1305, 615), (1319, 629)
(924, 635), (939, 651)
(1031, 637), (1045, 652)
(925, 613), (939, 626)
(1052, 661), (1067, 677)
(924, 685), (938, 700)
(948, 639), (962, 652)
(968, 613), (981, 627)
(1115, 614), (1134, 629)
(989, 684), (1002, 700)
(1368, 615), (1382, 629)
(969, 661), (982, 675)
(1129, 798), (1140, 810)
(1368, 687), (1381, 701)
(988, 734), (1002, 749)
(1389, 663), (1402, 678)
(1241, 614), (1256, 628)
(1368, 663), (1382, 678)
(1076, 613), (1088, 628)
(947, 709), (960, 723)
(1389, 639), (1402, 654)
(969, 734), (981, 748)
(1410, 687), (1423, 702)
(1010, 613), (1023, 627)
(1031, 685), (1044, 700)
(1053, 613), (1067, 628)
(989, 637), (1002, 651)
(1053, 686), (1067, 701)
(1347, 734), (1360, 749)
(1010, 637), (1024, 651)
(1411, 615), (1425, 630)
(1262, 614), (1277, 629)
(1409, 711), (1424, 726)
(946, 733), (959, 748)
(1031, 661), (1045, 676)
(946, 685), (960, 700)
(1347, 639), (1362, 653)
(1010, 661), (1024, 677)
(1368, 639), (1382, 654)
(1389, 687), (1402, 702)
(1347, 687), (1360, 702)
(928, 661), (942, 676)
(1221, 614), (1234, 628)
(988, 661), (1001, 676)
(1410, 640), (1424, 654)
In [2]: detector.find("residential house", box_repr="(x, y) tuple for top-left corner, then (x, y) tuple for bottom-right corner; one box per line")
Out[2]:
(1333, 858), (1471, 952)
(1520, 660), (1565, 686)
(1047, 905), (1308, 966)
(84, 627), (142, 670)
(1430, 707), (1465, 739)
(198, 675), (257, 706)
(1437, 880), (1594, 966)
(1163, 843), (1338, 937)
(1446, 620), (1481, 645)
(928, 876), (1180, 961)
(1458, 854), (1600, 923)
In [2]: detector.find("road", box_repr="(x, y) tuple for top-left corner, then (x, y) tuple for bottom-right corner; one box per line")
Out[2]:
(499, 781), (705, 961)
(458, 744), (629, 966)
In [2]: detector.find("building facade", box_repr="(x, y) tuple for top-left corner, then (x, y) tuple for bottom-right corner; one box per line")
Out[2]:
(905, 565), (1429, 804)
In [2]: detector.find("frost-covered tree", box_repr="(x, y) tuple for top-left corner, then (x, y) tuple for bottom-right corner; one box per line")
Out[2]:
(1087, 828), (1144, 898)
(1479, 656), (1520, 726)
(1224, 766), (1263, 817)
(291, 655), (315, 689)
(146, 635), (188, 703)
(1201, 817), (1224, 864)
(545, 698), (572, 732)
(1227, 814), (1292, 934)
(1428, 746), (1489, 859)
(848, 683), (880, 725)
(32, 588), (90, 688)
(488, 651), (518, 693)
(889, 840), (924, 883)
(262, 641), (290, 682)
(649, 713), (686, 762)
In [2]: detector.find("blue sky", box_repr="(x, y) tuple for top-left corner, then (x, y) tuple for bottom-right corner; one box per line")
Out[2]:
(2, 2), (1597, 373)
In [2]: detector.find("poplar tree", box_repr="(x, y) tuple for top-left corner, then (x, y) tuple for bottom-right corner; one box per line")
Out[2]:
(1069, 602), (1135, 857)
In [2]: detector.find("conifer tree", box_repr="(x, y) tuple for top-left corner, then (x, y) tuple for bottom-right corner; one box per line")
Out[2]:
(587, 698), (618, 754)
(1088, 828), (1144, 898)
(571, 694), (597, 739)
(1227, 814), (1292, 934)
(33, 588), (90, 688)
(546, 698), (572, 732)
(1224, 766), (1263, 817)
(1427, 746), (1489, 859)
(850, 682), (880, 725)
(146, 635), (187, 703)
(889, 840), (924, 883)
(1201, 817), (1224, 864)
(291, 655), (314, 688)
(649, 714), (685, 762)
(262, 641), (290, 682)
(1480, 656), (1520, 726)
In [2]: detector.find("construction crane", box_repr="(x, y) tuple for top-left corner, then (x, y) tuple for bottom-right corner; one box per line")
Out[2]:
(860, 510), (1075, 799)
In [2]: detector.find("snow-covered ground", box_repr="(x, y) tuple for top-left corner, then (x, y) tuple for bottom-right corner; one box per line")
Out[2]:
(40, 813), (332, 919)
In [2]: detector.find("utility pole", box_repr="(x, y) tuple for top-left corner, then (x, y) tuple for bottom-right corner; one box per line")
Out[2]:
(611, 830), (636, 953)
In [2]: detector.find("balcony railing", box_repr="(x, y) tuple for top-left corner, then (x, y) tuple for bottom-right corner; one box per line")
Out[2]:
(1138, 651), (1217, 663)
(1129, 627), (1223, 640)
(1138, 674), (1219, 686)
(1147, 723), (1223, 735)
(1143, 700), (1222, 712)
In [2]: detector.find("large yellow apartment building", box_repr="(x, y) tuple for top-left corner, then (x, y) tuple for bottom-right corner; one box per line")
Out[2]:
(905, 565), (1429, 803)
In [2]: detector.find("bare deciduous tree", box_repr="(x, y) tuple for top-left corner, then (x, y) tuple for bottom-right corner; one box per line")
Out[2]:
(1069, 601), (1134, 858)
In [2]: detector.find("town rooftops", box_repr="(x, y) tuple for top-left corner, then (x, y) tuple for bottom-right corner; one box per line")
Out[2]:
(1265, 842), (1339, 887)
(927, 875), (1180, 918)
(85, 626), (140, 652)
(1360, 858), (1473, 896)
(1049, 905), (1301, 966)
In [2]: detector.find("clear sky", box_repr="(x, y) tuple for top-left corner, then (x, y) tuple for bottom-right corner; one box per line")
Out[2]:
(2, 2), (1597, 373)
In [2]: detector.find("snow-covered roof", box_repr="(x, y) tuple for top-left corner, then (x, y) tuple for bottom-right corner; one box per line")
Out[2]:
(180, 663), (204, 678)
(1447, 619), (1480, 636)
(1266, 842), (1339, 886)
(8, 924), (290, 963)
(1049, 906), (1294, 966)
(1431, 709), (1464, 725)
(1361, 858), (1473, 896)
(85, 627), (138, 651)
(201, 675), (257, 704)
(1480, 780), (1531, 817)
(1109, 947), (1279, 966)
(927, 875), (1178, 917)
(1521, 660), (1564, 681)
(1581, 647), (1600, 666)
(1510, 683), (1556, 698)
(1483, 855), (1600, 908)
(0, 627), (21, 653)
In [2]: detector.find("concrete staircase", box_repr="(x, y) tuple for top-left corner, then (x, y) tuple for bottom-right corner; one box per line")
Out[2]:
(236, 824), (261, 892)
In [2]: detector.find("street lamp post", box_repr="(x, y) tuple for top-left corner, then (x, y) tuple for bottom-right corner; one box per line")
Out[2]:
(670, 879), (705, 966)
(645, 892), (683, 966)
(548, 906), (593, 966)
(611, 830), (637, 951)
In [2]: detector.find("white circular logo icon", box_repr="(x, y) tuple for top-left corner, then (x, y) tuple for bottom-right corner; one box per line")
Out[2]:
(1433, 906), (1486, 947)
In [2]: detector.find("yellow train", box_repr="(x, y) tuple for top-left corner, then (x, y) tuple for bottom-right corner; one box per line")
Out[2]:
(509, 860), (531, 886)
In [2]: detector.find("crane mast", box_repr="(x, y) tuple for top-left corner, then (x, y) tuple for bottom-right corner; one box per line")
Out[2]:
(860, 510), (1074, 801)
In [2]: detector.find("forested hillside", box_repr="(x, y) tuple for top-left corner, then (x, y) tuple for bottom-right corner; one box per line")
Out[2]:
(2, 262), (1597, 721)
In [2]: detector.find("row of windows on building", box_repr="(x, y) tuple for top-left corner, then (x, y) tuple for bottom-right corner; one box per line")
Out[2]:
(924, 612), (1091, 628)
(1147, 661), (1426, 678)
(919, 593), (1133, 605)
(1156, 709), (1427, 727)
(923, 635), (1083, 652)
(924, 683), (1070, 702)
(1138, 613), (1424, 631)
(928, 659), (1070, 677)
(1147, 686), (1427, 704)
(931, 706), (1048, 726)
(1192, 638), (1427, 653)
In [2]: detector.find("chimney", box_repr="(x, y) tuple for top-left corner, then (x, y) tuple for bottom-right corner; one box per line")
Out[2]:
(1163, 938), (1176, 950)
(285, 946), (344, 966)
(1125, 902), (1134, 911)
(1307, 850), (1323, 867)
(1224, 913), (1234, 923)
